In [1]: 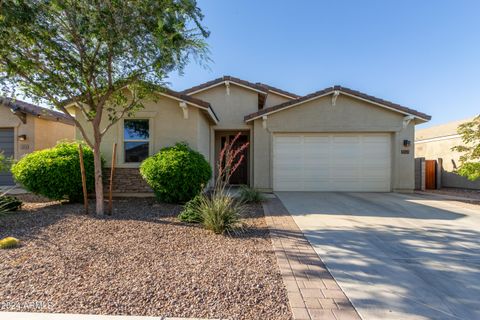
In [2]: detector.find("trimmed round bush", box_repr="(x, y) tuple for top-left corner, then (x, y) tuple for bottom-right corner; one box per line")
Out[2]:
(11, 141), (97, 202)
(140, 143), (212, 203)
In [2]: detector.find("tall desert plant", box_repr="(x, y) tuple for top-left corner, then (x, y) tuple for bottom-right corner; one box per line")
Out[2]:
(204, 132), (249, 233)
(197, 193), (245, 234)
(215, 132), (250, 193)
(179, 132), (249, 234)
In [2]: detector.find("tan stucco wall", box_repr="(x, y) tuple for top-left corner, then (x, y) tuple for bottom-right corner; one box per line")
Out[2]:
(1, 105), (75, 160)
(416, 117), (473, 141)
(0, 106), (35, 159)
(190, 84), (258, 184)
(264, 92), (292, 108)
(415, 117), (475, 172)
(190, 84), (257, 130)
(34, 117), (75, 150)
(415, 116), (480, 189)
(197, 109), (211, 162)
(74, 94), (210, 168)
(252, 95), (416, 192)
(415, 137), (464, 172)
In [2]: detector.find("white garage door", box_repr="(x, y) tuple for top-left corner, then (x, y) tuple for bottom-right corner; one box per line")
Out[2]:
(273, 133), (391, 192)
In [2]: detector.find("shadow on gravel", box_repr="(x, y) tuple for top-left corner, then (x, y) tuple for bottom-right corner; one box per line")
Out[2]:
(1, 196), (269, 241)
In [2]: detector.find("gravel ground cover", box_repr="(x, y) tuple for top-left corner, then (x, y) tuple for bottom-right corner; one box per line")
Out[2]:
(424, 188), (480, 204)
(0, 195), (291, 320)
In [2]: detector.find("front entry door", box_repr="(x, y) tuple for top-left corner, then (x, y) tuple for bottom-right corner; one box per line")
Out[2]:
(220, 133), (249, 185)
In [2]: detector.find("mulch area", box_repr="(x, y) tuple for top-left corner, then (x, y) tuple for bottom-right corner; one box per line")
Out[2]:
(0, 195), (291, 320)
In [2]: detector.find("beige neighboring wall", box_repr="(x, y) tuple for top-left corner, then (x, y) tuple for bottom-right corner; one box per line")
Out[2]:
(34, 117), (75, 150)
(415, 116), (480, 189)
(0, 105), (75, 160)
(415, 118), (472, 171)
(252, 94), (417, 192)
(0, 106), (35, 159)
(73, 94), (211, 167)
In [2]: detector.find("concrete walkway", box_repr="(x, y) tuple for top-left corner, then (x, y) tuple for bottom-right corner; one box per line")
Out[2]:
(277, 192), (480, 320)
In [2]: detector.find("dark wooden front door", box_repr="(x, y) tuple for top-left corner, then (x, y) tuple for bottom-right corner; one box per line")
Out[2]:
(220, 134), (249, 185)
(425, 160), (437, 190)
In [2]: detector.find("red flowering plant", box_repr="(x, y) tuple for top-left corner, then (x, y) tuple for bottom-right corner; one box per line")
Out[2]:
(178, 132), (250, 234)
(215, 132), (250, 193)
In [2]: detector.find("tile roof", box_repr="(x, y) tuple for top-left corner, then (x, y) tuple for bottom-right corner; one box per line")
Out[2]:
(61, 86), (219, 123)
(255, 82), (300, 99)
(181, 75), (299, 98)
(181, 76), (267, 95)
(161, 87), (219, 123)
(244, 85), (431, 122)
(0, 97), (74, 125)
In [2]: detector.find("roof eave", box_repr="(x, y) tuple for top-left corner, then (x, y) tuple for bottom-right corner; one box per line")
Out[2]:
(245, 87), (431, 123)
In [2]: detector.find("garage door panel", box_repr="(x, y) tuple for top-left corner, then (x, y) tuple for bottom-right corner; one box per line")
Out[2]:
(0, 128), (15, 185)
(273, 133), (391, 192)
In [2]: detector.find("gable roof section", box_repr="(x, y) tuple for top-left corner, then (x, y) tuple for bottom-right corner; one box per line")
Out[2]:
(255, 82), (300, 99)
(181, 75), (299, 99)
(181, 75), (267, 95)
(63, 86), (219, 124)
(244, 85), (431, 122)
(0, 97), (74, 125)
(159, 88), (219, 123)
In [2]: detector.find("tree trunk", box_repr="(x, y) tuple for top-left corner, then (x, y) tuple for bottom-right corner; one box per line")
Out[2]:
(93, 139), (104, 215)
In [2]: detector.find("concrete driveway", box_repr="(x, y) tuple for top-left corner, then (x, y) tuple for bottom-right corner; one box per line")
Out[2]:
(276, 192), (480, 320)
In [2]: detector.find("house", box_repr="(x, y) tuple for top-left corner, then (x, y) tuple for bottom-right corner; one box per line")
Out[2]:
(71, 76), (431, 195)
(415, 117), (480, 190)
(0, 97), (75, 185)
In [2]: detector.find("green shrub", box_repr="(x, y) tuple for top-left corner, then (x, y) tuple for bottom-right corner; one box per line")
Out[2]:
(198, 192), (244, 234)
(0, 195), (22, 213)
(11, 141), (98, 202)
(178, 195), (203, 223)
(0, 152), (11, 172)
(239, 185), (265, 203)
(140, 143), (212, 203)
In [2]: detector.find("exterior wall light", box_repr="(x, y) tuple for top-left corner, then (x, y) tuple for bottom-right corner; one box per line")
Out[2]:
(403, 139), (411, 147)
(18, 134), (27, 141)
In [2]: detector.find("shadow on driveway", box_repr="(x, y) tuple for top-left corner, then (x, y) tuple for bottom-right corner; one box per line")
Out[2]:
(277, 192), (480, 320)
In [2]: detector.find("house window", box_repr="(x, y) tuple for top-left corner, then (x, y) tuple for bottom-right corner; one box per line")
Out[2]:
(124, 119), (149, 163)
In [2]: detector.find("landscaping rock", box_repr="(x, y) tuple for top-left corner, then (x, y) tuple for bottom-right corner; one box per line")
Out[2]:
(0, 195), (291, 320)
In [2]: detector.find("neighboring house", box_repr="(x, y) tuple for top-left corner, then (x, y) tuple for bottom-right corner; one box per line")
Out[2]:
(70, 76), (430, 195)
(415, 117), (480, 190)
(0, 97), (75, 185)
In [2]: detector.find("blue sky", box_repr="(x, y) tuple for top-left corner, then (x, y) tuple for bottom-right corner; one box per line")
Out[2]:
(167, 0), (480, 127)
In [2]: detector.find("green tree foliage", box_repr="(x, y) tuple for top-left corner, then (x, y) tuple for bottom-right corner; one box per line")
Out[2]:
(11, 142), (98, 202)
(452, 115), (480, 181)
(0, 152), (8, 172)
(0, 0), (209, 214)
(140, 143), (211, 203)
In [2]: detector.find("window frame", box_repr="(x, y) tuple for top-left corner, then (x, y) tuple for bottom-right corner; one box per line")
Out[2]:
(122, 118), (151, 164)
